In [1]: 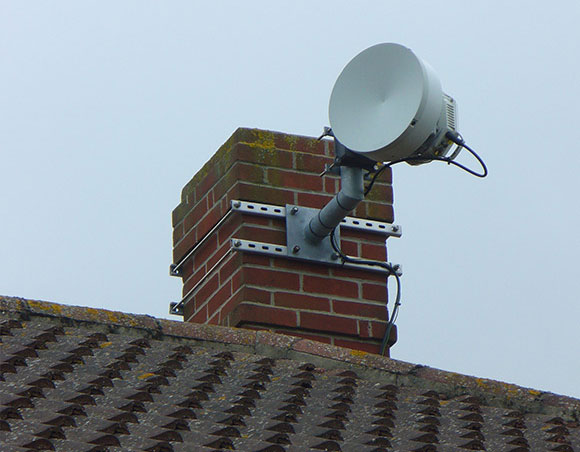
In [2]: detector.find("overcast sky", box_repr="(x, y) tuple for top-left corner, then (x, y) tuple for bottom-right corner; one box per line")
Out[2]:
(2, 2), (580, 399)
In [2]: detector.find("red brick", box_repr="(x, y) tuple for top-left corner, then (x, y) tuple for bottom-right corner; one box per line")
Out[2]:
(210, 170), (238, 204)
(188, 305), (207, 324)
(242, 213), (276, 227)
(184, 196), (209, 231)
(183, 296), (196, 321)
(272, 258), (330, 276)
(217, 216), (241, 246)
(183, 266), (206, 295)
(362, 283), (387, 302)
(243, 287), (272, 305)
(244, 267), (300, 291)
(361, 319), (395, 339)
(294, 136), (326, 155)
(234, 303), (298, 328)
(173, 223), (184, 244)
(340, 239), (358, 256)
(361, 243), (386, 261)
(294, 152), (331, 173)
(237, 182), (295, 206)
(237, 162), (266, 184)
(365, 182), (393, 203)
(370, 321), (398, 345)
(331, 266), (384, 281)
(207, 283), (232, 317)
(240, 225), (286, 246)
(365, 201), (394, 222)
(172, 200), (191, 227)
(270, 133), (327, 155)
(231, 268), (243, 293)
(341, 229), (388, 243)
(268, 168), (323, 191)
(220, 196), (228, 214)
(196, 205), (223, 241)
(194, 274), (219, 310)
(274, 292), (330, 312)
(220, 290), (243, 325)
(218, 253), (241, 285)
(207, 241), (232, 271)
(333, 338), (380, 354)
(352, 204), (365, 218)
(225, 184), (238, 206)
(195, 170), (218, 204)
(375, 166), (393, 183)
(358, 319), (372, 337)
(193, 234), (218, 269)
(207, 313), (220, 325)
(300, 312), (358, 336)
(296, 192), (333, 210)
(332, 300), (386, 319)
(303, 275), (358, 298)
(233, 142), (294, 168)
(358, 270), (388, 283)
(179, 258), (194, 283)
(173, 227), (197, 263)
(323, 176), (339, 194)
(241, 253), (271, 267)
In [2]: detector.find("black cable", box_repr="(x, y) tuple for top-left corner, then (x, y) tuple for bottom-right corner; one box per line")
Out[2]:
(329, 134), (485, 354)
(329, 229), (401, 356)
(380, 274), (401, 355)
(364, 134), (487, 196)
(364, 165), (388, 196)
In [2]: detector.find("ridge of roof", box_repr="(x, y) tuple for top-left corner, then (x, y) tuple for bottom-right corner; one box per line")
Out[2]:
(1, 295), (578, 419)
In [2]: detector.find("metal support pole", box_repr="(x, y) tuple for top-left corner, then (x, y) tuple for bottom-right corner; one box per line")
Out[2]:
(305, 163), (365, 243)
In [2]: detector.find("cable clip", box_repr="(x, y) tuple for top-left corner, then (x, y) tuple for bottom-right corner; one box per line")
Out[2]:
(317, 126), (333, 141)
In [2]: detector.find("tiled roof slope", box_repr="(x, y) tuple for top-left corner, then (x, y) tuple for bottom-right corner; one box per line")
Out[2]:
(1, 296), (579, 452)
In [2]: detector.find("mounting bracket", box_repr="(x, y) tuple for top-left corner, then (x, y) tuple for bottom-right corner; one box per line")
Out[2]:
(231, 238), (401, 276)
(230, 199), (402, 272)
(286, 205), (339, 265)
(230, 200), (402, 236)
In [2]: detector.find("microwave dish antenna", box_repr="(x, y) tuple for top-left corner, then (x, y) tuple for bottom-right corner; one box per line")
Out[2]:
(329, 43), (457, 163)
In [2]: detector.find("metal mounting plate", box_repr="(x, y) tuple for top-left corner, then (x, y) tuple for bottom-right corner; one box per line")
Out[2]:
(285, 205), (340, 265)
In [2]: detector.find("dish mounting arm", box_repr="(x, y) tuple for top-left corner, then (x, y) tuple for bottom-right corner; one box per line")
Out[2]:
(304, 164), (364, 243)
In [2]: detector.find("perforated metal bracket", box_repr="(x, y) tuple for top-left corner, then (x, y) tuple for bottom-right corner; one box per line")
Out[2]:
(231, 238), (401, 276)
(231, 200), (285, 219)
(230, 200), (402, 237)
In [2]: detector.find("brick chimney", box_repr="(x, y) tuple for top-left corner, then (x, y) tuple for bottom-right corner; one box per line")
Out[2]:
(171, 128), (398, 355)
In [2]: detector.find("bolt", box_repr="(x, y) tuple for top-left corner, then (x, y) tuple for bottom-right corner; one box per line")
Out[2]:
(290, 206), (299, 215)
(331, 253), (340, 260)
(391, 225), (399, 232)
(292, 245), (300, 254)
(233, 201), (241, 208)
(234, 240), (242, 247)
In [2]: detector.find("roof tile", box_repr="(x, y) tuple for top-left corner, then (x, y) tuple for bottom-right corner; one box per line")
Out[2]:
(2, 295), (580, 451)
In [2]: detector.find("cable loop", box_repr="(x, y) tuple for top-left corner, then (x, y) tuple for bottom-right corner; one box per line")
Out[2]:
(364, 138), (487, 196)
(329, 228), (401, 356)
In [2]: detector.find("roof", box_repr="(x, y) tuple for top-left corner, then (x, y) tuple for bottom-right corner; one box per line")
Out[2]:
(1, 296), (579, 452)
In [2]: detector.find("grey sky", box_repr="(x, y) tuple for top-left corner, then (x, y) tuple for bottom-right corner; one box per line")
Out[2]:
(2, 2), (580, 398)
